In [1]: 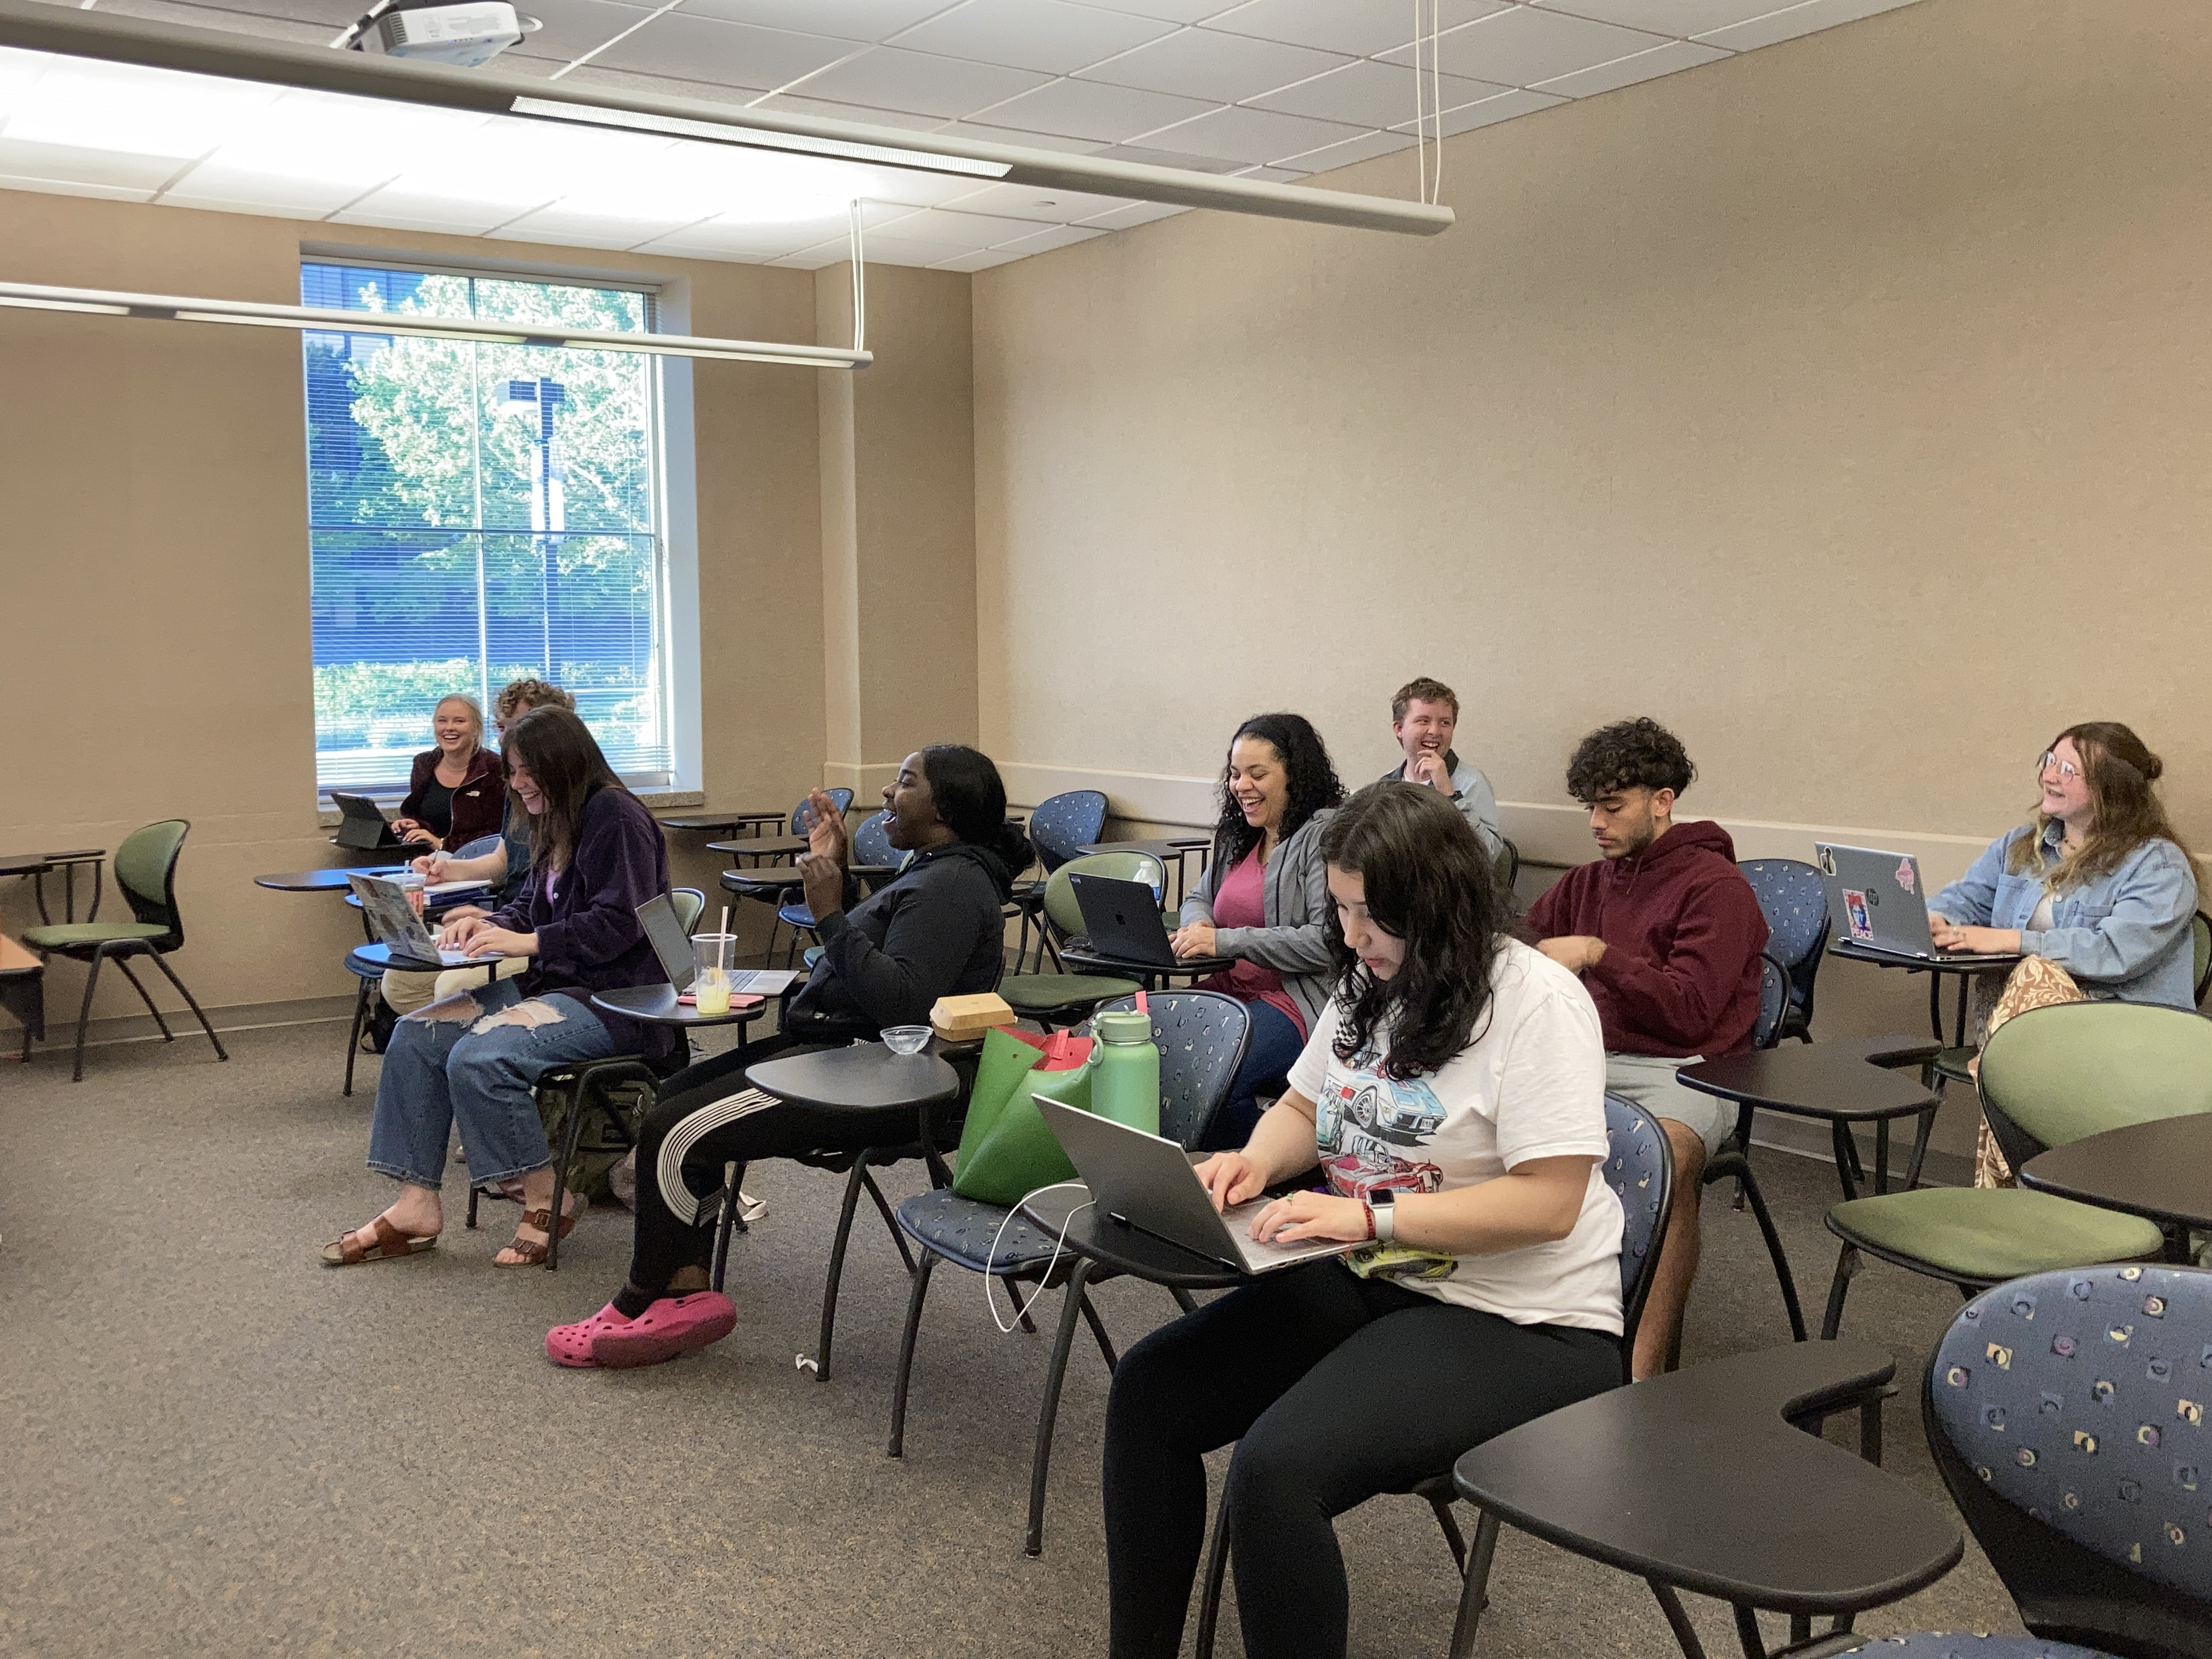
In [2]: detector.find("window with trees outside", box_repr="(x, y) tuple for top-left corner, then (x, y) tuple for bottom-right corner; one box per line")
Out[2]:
(301, 260), (674, 793)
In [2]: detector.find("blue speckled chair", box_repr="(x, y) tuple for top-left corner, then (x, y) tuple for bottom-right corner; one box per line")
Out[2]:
(1906, 1263), (2212, 1659)
(1006, 789), (1111, 970)
(885, 990), (1249, 1551)
(773, 810), (899, 964)
(1194, 1093), (1677, 1657)
(1739, 857), (1830, 1043)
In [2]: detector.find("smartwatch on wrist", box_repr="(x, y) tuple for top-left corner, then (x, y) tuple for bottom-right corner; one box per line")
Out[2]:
(1370, 1188), (1396, 1244)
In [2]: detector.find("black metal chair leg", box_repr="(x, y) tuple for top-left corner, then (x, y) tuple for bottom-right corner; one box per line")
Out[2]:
(146, 950), (227, 1062)
(1195, 1502), (1233, 1659)
(466, 1185), (480, 1229)
(1900, 1104), (1938, 1192)
(1002, 1275), (1037, 1334)
(814, 1154), (878, 1381)
(710, 1161), (742, 1293)
(1170, 1285), (1198, 1314)
(112, 957), (174, 1041)
(1446, 1511), (1502, 1659)
(887, 1249), (939, 1458)
(69, 945), (107, 1082)
(1731, 1602), (1766, 1659)
(1426, 1487), (1469, 1570)
(544, 1076), (591, 1272)
(343, 977), (371, 1097)
(1650, 1580), (1713, 1659)
(1026, 1256), (1094, 1556)
(1078, 1288), (1118, 1371)
(1731, 1159), (1807, 1343)
(1820, 1244), (1860, 1341)
(1860, 1390), (1884, 1466)
(860, 1167), (916, 1273)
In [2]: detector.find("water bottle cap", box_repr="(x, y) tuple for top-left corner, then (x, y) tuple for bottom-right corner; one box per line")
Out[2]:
(1094, 1010), (1153, 1044)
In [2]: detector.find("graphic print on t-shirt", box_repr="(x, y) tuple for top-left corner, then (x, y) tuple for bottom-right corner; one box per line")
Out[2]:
(1312, 1047), (1455, 1283)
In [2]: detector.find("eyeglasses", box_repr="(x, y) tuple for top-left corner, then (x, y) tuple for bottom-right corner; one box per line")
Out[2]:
(2038, 751), (2080, 781)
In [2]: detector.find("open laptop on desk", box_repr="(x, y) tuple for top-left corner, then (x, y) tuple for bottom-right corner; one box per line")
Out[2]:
(1036, 1097), (1355, 1276)
(329, 792), (410, 852)
(1068, 872), (1181, 968)
(348, 874), (505, 968)
(1814, 843), (2021, 967)
(635, 893), (797, 997)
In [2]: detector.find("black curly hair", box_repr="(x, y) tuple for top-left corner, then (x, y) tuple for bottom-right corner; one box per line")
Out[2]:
(1565, 717), (1695, 803)
(1211, 712), (1346, 872)
(1321, 782), (1501, 1081)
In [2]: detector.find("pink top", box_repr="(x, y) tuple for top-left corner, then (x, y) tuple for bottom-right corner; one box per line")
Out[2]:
(1197, 845), (1308, 1040)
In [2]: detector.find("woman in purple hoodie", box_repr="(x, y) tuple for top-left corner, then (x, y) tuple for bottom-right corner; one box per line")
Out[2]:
(321, 707), (672, 1271)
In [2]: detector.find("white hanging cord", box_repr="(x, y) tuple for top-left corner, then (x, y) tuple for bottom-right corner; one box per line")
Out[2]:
(848, 200), (867, 354)
(983, 1182), (1093, 1335)
(1411, 0), (1444, 206)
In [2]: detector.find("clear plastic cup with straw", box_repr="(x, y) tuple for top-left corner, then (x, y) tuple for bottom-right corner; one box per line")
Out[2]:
(692, 933), (737, 1015)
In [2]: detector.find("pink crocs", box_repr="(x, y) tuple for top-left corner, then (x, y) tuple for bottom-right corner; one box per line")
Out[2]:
(589, 1292), (738, 1369)
(546, 1303), (633, 1368)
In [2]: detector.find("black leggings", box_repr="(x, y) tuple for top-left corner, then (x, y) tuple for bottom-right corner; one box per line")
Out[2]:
(623, 1037), (943, 1295)
(1103, 1260), (1621, 1659)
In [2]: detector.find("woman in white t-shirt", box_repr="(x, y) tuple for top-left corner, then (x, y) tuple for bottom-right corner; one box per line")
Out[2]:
(1102, 780), (1625, 1659)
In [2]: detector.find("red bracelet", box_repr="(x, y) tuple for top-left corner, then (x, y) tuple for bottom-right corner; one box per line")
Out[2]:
(1360, 1199), (1376, 1242)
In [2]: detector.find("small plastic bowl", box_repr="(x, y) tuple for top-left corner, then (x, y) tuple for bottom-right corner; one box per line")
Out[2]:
(881, 1025), (932, 1056)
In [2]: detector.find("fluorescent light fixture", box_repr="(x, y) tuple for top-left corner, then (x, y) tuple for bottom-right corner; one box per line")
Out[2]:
(0, 0), (1453, 238)
(511, 97), (1009, 179)
(0, 280), (872, 367)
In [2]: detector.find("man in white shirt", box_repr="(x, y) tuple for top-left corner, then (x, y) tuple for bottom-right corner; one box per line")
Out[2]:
(1381, 677), (1503, 859)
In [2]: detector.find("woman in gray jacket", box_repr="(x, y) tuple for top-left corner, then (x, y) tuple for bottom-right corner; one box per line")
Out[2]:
(1173, 712), (1346, 1146)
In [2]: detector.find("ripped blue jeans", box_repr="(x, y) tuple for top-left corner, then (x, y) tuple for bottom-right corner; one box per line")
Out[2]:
(365, 977), (617, 1190)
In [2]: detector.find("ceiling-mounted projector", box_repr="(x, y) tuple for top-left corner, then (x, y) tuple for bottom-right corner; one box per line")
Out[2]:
(333, 0), (528, 68)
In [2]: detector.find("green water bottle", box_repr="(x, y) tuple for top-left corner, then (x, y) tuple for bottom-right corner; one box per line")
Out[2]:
(1090, 1009), (1161, 1136)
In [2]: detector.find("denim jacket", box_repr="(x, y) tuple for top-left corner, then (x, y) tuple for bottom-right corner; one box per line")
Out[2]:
(1927, 823), (2199, 1008)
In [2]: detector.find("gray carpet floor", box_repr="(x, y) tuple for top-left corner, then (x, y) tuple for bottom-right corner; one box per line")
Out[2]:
(0, 1020), (2024, 1657)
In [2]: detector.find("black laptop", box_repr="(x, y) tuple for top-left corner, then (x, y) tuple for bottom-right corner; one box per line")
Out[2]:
(329, 792), (407, 851)
(1068, 872), (1179, 967)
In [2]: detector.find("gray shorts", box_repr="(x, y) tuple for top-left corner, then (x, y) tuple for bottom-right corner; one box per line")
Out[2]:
(1605, 1052), (1732, 1159)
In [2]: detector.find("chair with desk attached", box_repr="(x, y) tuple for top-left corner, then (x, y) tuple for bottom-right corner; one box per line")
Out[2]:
(885, 990), (1249, 1555)
(719, 789), (853, 959)
(1192, 1093), (1677, 1655)
(995, 851), (1169, 1031)
(772, 810), (896, 967)
(338, 833), (505, 1093)
(1819, 1000), (2212, 1340)
(1006, 789), (1110, 970)
(18, 821), (228, 1082)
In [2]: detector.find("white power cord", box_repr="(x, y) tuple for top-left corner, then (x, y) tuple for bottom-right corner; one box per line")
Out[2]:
(1412, 0), (1444, 206)
(984, 1181), (1093, 1335)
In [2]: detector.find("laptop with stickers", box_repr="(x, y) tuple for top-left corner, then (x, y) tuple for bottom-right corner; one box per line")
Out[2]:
(1813, 843), (2019, 966)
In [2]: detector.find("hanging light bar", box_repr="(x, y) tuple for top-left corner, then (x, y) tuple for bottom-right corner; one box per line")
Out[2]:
(0, 0), (1454, 237)
(0, 279), (874, 367)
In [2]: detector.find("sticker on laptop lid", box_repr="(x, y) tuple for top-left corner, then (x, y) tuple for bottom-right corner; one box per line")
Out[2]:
(1842, 889), (1875, 940)
(1895, 858), (1916, 893)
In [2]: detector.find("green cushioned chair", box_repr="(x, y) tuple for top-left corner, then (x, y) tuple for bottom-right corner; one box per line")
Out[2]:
(1820, 999), (2212, 1337)
(996, 850), (1167, 1031)
(19, 820), (228, 1082)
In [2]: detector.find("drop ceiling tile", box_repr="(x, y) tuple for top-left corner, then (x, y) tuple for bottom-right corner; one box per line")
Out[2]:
(1381, 7), (1669, 84)
(890, 0), (1178, 75)
(1089, 140), (1244, 172)
(506, 0), (658, 63)
(1533, 0), (1788, 33)
(544, 61), (768, 106)
(631, 219), (820, 258)
(1269, 125), (1417, 173)
(1232, 163), (1305, 180)
(1249, 59), (1504, 127)
(161, 170), (388, 215)
(1207, 0), (1506, 57)
(0, 170), (157, 202)
(1131, 103), (1365, 167)
(930, 121), (1110, 154)
(680, 0), (959, 39)
(1693, 0), (1921, 50)
(992, 222), (1108, 253)
(747, 92), (950, 130)
(781, 46), (1052, 117)
(926, 246), (1030, 270)
(1388, 84), (1565, 134)
(585, 15), (860, 88)
(81, 0), (336, 45)
(848, 232), (976, 264)
(965, 77), (1217, 144)
(1533, 37), (1728, 95)
(0, 137), (192, 192)
(1077, 27), (1351, 104)
(487, 205), (712, 246)
(1079, 0), (1242, 21)
(1076, 198), (1189, 228)
(866, 204), (1062, 247)
(328, 189), (552, 235)
(934, 179), (1135, 223)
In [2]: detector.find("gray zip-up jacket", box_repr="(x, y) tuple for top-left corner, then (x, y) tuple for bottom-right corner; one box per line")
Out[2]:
(1179, 809), (1339, 1032)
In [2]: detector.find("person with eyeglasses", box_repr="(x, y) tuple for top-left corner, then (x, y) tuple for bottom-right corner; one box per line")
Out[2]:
(1926, 723), (2198, 1009)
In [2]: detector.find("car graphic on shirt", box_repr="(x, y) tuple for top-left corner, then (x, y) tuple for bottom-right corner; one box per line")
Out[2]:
(1315, 1067), (1447, 1152)
(1324, 1147), (1441, 1201)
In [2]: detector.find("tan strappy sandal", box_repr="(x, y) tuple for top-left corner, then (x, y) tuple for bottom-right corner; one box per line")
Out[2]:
(320, 1215), (440, 1267)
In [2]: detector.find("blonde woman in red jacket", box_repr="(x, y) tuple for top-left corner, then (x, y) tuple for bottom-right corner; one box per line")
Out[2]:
(392, 694), (505, 852)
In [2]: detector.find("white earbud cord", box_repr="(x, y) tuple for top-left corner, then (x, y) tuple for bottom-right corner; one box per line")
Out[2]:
(983, 1181), (1094, 1335)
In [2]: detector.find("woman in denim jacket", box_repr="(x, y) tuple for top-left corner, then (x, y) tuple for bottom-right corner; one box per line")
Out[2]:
(1928, 722), (2199, 1008)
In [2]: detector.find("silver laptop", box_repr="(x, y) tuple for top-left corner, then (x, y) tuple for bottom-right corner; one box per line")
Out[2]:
(1036, 1097), (1355, 1276)
(1813, 843), (2018, 966)
(635, 893), (797, 996)
(348, 873), (503, 967)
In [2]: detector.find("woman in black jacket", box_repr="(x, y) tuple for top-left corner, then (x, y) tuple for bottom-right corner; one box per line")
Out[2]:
(545, 744), (1030, 1369)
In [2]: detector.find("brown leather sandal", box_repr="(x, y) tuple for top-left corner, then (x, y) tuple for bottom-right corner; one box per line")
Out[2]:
(320, 1214), (440, 1267)
(495, 1203), (583, 1268)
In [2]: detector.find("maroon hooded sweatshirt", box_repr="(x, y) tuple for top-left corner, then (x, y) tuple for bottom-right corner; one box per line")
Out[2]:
(1525, 819), (1770, 1059)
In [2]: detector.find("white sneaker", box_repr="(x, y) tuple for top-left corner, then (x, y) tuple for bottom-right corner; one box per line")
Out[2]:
(738, 1191), (768, 1224)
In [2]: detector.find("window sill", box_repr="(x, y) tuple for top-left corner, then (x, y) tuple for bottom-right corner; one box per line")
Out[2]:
(314, 787), (705, 828)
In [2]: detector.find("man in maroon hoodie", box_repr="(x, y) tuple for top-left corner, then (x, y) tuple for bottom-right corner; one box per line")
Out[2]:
(1526, 718), (1769, 1378)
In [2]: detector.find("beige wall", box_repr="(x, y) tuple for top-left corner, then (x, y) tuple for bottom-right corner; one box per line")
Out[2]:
(0, 188), (915, 1020)
(974, 0), (2211, 1156)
